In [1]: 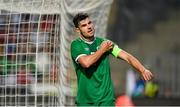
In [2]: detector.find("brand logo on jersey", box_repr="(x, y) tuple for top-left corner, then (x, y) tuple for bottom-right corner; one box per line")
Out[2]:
(85, 48), (89, 51)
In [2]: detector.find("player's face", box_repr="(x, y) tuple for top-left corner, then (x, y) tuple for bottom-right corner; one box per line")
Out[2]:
(76, 18), (95, 40)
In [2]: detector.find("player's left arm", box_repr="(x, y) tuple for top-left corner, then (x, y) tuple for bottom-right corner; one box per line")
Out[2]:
(111, 45), (153, 81)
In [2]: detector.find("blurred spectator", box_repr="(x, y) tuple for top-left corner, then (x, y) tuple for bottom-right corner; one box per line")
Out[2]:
(132, 78), (145, 97)
(17, 67), (34, 84)
(126, 69), (136, 96)
(50, 64), (58, 83)
(36, 52), (50, 73)
(144, 81), (159, 98)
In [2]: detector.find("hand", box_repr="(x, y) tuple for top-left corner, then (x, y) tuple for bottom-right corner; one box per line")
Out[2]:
(141, 69), (153, 81)
(100, 40), (113, 53)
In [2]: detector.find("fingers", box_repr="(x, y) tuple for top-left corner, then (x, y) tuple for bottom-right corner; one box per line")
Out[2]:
(105, 40), (113, 50)
(106, 40), (113, 46)
(102, 40), (112, 46)
(100, 40), (114, 52)
(142, 69), (154, 81)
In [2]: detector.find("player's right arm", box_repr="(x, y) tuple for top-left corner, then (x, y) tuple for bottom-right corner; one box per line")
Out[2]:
(71, 40), (113, 68)
(78, 40), (113, 68)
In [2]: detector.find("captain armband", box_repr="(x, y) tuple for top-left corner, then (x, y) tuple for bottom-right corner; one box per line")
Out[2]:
(111, 45), (122, 57)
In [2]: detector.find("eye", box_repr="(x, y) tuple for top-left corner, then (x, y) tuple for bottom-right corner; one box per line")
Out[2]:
(88, 21), (92, 24)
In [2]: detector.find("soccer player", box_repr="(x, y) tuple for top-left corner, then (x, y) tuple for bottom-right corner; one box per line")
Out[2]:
(70, 13), (153, 106)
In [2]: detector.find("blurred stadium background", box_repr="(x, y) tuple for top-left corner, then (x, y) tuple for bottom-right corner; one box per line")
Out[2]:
(0, 0), (180, 106)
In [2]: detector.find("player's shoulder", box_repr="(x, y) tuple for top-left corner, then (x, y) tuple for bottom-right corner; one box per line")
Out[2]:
(71, 38), (82, 48)
(71, 38), (81, 44)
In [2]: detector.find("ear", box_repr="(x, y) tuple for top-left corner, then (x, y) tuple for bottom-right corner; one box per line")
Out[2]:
(75, 27), (80, 33)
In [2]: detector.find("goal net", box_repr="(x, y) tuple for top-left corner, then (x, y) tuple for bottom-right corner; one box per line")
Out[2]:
(0, 0), (113, 106)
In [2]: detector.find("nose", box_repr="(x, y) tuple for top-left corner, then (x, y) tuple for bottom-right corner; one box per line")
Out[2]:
(87, 24), (92, 29)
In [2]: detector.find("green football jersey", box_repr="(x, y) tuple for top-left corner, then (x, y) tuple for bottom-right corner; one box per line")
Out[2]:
(71, 37), (120, 103)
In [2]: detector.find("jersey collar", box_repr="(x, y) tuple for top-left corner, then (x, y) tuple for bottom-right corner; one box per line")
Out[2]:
(79, 36), (96, 45)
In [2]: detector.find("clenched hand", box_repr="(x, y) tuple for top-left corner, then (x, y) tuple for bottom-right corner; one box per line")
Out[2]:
(100, 40), (113, 53)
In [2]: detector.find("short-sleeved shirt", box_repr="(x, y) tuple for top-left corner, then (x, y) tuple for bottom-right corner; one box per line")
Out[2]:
(70, 37), (121, 104)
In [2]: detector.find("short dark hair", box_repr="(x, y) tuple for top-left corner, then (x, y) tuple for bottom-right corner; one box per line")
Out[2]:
(73, 13), (89, 28)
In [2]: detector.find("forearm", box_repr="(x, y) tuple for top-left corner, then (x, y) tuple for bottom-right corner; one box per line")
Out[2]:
(79, 48), (105, 68)
(119, 50), (146, 74)
(118, 50), (153, 81)
(126, 54), (146, 74)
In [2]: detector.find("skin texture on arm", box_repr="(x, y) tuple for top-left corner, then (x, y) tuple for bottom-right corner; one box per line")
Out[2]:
(118, 50), (153, 81)
(77, 40), (113, 68)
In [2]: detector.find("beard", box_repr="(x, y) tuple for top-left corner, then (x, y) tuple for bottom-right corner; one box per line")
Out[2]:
(80, 32), (94, 41)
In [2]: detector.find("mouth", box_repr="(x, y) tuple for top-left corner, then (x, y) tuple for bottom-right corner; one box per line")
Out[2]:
(88, 29), (93, 33)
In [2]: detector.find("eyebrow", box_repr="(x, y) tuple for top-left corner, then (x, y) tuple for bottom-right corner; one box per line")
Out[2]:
(80, 20), (91, 27)
(88, 21), (92, 24)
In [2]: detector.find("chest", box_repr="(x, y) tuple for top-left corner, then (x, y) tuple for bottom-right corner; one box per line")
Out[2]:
(82, 41), (100, 54)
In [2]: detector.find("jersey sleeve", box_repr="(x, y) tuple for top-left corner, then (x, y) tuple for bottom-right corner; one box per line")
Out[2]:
(70, 41), (87, 63)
